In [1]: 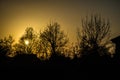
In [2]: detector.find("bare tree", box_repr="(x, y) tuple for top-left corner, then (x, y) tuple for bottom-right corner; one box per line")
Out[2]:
(40, 22), (68, 57)
(77, 15), (111, 56)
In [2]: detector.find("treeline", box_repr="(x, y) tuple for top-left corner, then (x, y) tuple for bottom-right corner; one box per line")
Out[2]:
(0, 14), (116, 64)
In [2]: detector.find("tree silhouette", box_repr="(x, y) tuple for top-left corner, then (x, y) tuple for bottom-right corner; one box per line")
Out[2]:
(76, 15), (111, 64)
(40, 22), (68, 58)
(0, 35), (14, 57)
(0, 35), (14, 65)
(14, 27), (37, 55)
(35, 38), (51, 60)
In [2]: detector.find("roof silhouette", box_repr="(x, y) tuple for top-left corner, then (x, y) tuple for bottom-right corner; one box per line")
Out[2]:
(111, 36), (120, 43)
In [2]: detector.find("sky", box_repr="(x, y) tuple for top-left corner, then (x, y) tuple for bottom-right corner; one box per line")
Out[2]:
(0, 0), (120, 43)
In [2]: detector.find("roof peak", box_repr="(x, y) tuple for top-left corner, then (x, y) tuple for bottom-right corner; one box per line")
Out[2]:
(111, 35), (120, 42)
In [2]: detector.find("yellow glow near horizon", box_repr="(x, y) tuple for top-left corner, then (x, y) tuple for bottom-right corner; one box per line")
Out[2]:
(24, 40), (29, 45)
(0, 0), (120, 44)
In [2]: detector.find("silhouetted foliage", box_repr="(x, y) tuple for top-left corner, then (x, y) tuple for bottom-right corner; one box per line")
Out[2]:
(0, 35), (14, 65)
(77, 15), (110, 54)
(0, 35), (14, 57)
(14, 27), (37, 55)
(0, 18), (118, 66)
(40, 22), (68, 58)
(76, 14), (112, 64)
(35, 37), (51, 60)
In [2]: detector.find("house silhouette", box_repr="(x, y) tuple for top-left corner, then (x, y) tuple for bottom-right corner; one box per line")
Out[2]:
(111, 36), (120, 64)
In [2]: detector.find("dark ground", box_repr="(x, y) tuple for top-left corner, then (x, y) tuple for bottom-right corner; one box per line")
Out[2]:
(0, 54), (119, 79)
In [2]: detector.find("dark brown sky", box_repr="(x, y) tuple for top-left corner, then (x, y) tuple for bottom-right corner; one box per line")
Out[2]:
(0, 0), (120, 43)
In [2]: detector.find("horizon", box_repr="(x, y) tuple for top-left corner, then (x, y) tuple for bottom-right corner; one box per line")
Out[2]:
(0, 0), (120, 43)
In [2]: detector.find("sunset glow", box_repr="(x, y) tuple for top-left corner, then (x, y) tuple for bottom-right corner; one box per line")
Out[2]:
(0, 0), (120, 43)
(24, 40), (29, 45)
(0, 0), (120, 67)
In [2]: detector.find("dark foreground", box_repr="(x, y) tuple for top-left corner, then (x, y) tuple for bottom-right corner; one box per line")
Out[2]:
(0, 54), (120, 79)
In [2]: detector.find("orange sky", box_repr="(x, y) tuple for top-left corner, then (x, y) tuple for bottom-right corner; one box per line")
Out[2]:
(0, 0), (120, 43)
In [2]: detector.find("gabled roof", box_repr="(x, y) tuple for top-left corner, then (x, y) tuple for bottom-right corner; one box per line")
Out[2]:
(111, 36), (120, 43)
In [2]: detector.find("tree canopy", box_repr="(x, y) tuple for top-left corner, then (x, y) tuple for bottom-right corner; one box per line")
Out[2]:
(40, 22), (68, 57)
(77, 14), (111, 57)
